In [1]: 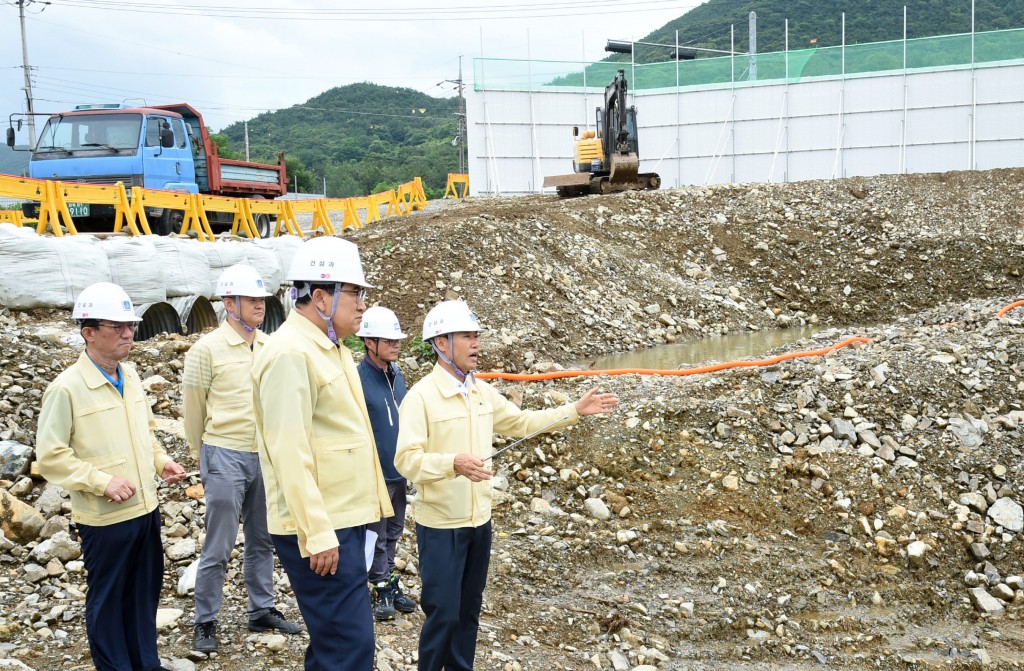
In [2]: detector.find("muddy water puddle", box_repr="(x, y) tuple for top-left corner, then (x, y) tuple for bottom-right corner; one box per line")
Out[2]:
(577, 326), (831, 371)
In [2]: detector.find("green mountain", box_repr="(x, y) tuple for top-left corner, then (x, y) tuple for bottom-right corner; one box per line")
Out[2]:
(0, 145), (29, 178)
(218, 83), (460, 198)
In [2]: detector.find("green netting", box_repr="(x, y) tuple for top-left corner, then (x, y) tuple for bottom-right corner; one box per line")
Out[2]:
(475, 27), (1024, 91)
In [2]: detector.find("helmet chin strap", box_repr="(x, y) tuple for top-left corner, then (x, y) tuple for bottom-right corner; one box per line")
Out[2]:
(431, 333), (474, 383)
(313, 283), (343, 345)
(225, 298), (261, 333)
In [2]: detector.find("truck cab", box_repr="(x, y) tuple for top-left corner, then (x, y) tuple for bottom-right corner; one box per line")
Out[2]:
(30, 104), (200, 194)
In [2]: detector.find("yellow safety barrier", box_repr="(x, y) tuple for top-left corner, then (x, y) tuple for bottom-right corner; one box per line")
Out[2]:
(0, 175), (65, 235)
(0, 210), (28, 226)
(318, 198), (359, 233)
(244, 199), (302, 237)
(54, 181), (140, 236)
(444, 173), (470, 199)
(131, 188), (201, 238)
(396, 178), (428, 213)
(349, 196), (380, 227)
(196, 193), (255, 239)
(0, 173), (437, 239)
(282, 199), (335, 236)
(372, 189), (406, 219)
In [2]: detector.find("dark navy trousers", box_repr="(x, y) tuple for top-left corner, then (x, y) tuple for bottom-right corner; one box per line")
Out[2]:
(416, 521), (492, 671)
(77, 507), (163, 671)
(272, 526), (374, 671)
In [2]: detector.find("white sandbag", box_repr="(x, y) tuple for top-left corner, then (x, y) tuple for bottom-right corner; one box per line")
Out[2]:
(200, 242), (247, 294)
(150, 237), (213, 298)
(261, 235), (303, 283)
(102, 237), (166, 305)
(0, 225), (111, 309)
(243, 240), (284, 294)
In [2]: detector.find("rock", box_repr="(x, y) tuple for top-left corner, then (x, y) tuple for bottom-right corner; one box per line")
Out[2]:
(906, 541), (929, 568)
(29, 531), (82, 563)
(23, 563), (48, 582)
(829, 418), (857, 444)
(33, 484), (66, 517)
(0, 440), (33, 479)
(968, 587), (1005, 616)
(987, 497), (1023, 532)
(0, 489), (45, 544)
(166, 538), (197, 561)
(0, 659), (36, 670)
(529, 498), (551, 514)
(260, 633), (288, 652)
(142, 375), (172, 393)
(609, 650), (630, 671)
(722, 475), (739, 491)
(156, 608), (184, 631)
(990, 583), (1015, 601)
(970, 543), (991, 560)
(37, 515), (69, 540)
(583, 498), (611, 520)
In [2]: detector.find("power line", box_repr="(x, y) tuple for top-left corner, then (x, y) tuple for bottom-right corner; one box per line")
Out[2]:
(50, 0), (692, 21)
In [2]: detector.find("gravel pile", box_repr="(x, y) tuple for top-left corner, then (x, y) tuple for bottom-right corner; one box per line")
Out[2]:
(1, 168), (1022, 670)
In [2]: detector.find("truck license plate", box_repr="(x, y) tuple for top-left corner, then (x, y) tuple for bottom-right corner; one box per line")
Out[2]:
(67, 202), (90, 217)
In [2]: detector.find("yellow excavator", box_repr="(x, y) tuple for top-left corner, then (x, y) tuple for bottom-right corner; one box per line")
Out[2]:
(544, 68), (661, 197)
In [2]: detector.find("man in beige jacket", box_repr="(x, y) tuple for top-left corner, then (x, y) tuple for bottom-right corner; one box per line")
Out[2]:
(395, 300), (619, 671)
(36, 282), (186, 671)
(184, 264), (301, 654)
(252, 236), (393, 671)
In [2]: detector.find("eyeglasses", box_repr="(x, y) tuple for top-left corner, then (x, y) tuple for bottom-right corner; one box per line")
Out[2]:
(97, 321), (138, 334)
(340, 287), (367, 302)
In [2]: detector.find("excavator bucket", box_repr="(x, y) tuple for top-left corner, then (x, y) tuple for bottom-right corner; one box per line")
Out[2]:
(608, 151), (640, 184)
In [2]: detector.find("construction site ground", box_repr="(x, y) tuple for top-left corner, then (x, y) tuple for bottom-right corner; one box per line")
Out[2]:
(1, 167), (1024, 671)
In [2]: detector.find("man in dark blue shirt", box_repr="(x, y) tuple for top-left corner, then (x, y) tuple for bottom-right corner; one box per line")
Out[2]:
(357, 306), (416, 621)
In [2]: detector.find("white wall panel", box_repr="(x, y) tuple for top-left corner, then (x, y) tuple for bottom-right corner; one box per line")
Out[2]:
(467, 63), (1024, 194)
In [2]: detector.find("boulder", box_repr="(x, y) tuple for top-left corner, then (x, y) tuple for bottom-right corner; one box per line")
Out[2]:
(0, 489), (45, 544)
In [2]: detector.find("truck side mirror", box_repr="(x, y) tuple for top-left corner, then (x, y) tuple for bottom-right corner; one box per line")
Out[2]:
(5, 127), (13, 148)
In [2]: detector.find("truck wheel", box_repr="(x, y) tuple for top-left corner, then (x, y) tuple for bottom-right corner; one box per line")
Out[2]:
(156, 209), (183, 236)
(254, 214), (272, 238)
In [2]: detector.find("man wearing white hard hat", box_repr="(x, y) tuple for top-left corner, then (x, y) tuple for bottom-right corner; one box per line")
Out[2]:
(36, 282), (187, 671)
(252, 236), (393, 670)
(356, 306), (417, 621)
(395, 300), (620, 671)
(184, 264), (302, 654)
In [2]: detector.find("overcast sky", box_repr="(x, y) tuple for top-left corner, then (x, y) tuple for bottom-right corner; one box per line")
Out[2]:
(1, 0), (701, 133)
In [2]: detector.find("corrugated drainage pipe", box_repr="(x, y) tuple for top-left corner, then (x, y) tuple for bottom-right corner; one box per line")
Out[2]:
(168, 295), (218, 336)
(263, 296), (285, 334)
(134, 302), (184, 341)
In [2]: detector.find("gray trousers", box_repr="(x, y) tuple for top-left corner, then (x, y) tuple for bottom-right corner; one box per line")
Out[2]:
(368, 481), (408, 584)
(195, 444), (275, 624)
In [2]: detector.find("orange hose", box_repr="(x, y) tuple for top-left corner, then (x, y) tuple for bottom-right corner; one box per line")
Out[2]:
(476, 336), (871, 381)
(996, 300), (1024, 318)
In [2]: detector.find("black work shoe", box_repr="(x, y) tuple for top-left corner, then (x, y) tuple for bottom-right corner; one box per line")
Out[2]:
(372, 581), (396, 621)
(248, 608), (303, 634)
(193, 621), (217, 653)
(389, 574), (416, 614)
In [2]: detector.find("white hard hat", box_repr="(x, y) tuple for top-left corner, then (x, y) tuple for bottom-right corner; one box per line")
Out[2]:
(357, 306), (407, 339)
(216, 264), (271, 298)
(72, 282), (142, 322)
(286, 236), (374, 288)
(422, 300), (484, 341)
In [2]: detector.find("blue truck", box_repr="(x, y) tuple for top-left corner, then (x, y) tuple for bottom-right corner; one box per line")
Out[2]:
(7, 103), (287, 236)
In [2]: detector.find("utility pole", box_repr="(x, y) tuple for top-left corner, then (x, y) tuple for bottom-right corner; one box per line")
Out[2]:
(440, 56), (467, 174)
(16, 0), (43, 149)
(243, 119), (250, 161)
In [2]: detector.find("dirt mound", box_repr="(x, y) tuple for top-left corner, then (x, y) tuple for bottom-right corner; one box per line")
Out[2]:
(1, 168), (1023, 670)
